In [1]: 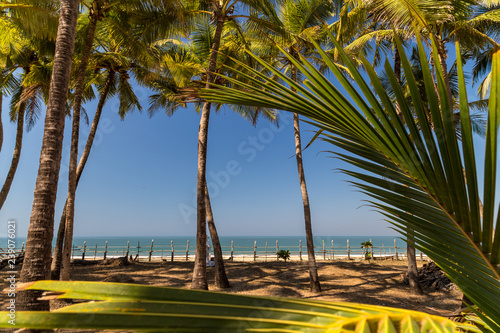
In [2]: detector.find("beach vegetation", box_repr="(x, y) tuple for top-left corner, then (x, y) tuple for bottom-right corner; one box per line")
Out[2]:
(277, 249), (291, 262)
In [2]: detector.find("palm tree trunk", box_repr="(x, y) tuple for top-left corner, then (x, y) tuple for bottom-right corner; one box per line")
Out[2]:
(51, 70), (114, 280)
(436, 38), (454, 107)
(394, 46), (402, 119)
(18, 0), (79, 312)
(60, 4), (99, 281)
(205, 186), (230, 289)
(394, 45), (423, 295)
(293, 113), (321, 292)
(407, 239), (423, 294)
(0, 102), (25, 209)
(290, 60), (321, 293)
(191, 7), (225, 290)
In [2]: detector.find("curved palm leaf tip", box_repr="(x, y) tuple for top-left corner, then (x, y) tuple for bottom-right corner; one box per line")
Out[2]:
(0, 280), (461, 332)
(199, 34), (500, 330)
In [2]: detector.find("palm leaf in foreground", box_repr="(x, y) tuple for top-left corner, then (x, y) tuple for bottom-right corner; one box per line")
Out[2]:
(0, 280), (458, 332)
(199, 35), (500, 331)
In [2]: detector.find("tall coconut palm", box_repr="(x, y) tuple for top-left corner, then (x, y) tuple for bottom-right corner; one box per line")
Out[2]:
(180, 0), (281, 290)
(145, 19), (277, 289)
(60, 0), (105, 282)
(244, 0), (336, 292)
(55, 0), (188, 281)
(18, 0), (80, 312)
(52, 34), (145, 280)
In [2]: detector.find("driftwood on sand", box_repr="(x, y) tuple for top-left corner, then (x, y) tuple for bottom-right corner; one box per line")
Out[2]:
(402, 261), (456, 291)
(70, 256), (130, 267)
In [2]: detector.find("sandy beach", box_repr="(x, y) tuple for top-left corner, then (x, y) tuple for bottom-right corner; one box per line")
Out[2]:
(1, 259), (462, 318)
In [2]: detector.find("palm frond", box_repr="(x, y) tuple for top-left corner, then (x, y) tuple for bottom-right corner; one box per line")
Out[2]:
(199, 35), (500, 331)
(0, 281), (460, 332)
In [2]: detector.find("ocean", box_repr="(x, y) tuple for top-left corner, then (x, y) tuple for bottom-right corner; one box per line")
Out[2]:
(2, 235), (415, 260)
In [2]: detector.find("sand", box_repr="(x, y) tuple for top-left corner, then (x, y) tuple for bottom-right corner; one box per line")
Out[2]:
(64, 259), (461, 314)
(0, 259), (462, 332)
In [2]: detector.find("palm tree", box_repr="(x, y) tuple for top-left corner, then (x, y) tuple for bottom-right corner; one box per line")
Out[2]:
(18, 0), (80, 312)
(52, 32), (145, 280)
(177, 0), (281, 290)
(244, 0), (335, 292)
(145, 18), (276, 289)
(60, 0), (105, 282)
(55, 0), (186, 280)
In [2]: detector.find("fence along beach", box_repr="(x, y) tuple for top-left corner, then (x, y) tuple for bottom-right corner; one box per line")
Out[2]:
(2, 236), (427, 263)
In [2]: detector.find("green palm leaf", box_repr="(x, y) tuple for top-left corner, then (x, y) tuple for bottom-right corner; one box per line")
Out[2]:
(0, 281), (460, 332)
(199, 35), (500, 330)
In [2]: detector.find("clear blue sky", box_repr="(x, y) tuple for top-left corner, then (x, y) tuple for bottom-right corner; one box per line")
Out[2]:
(1, 48), (493, 239)
(0, 79), (403, 238)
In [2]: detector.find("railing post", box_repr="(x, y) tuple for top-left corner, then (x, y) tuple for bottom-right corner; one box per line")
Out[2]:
(420, 250), (423, 261)
(253, 241), (257, 261)
(94, 244), (97, 260)
(265, 241), (268, 262)
(72, 245), (75, 260)
(126, 241), (130, 258)
(331, 240), (334, 260)
(323, 240), (326, 260)
(104, 241), (108, 260)
(299, 240), (302, 261)
(137, 241), (140, 261)
(230, 240), (234, 261)
(186, 240), (189, 261)
(82, 241), (87, 260)
(276, 240), (279, 261)
(171, 240), (174, 262)
(394, 239), (398, 260)
(347, 239), (350, 260)
(149, 239), (154, 262)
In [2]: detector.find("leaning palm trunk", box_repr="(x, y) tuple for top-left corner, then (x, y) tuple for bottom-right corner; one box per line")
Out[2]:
(191, 9), (225, 290)
(60, 5), (99, 281)
(205, 186), (230, 289)
(291, 62), (321, 292)
(52, 70), (114, 279)
(394, 46), (422, 295)
(293, 112), (321, 292)
(0, 102), (25, 210)
(18, 0), (79, 312)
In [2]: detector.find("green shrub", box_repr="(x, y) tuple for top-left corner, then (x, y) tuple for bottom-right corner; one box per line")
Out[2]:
(277, 249), (290, 262)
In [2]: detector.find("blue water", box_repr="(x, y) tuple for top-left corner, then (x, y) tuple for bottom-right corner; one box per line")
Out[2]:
(1, 235), (411, 259)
